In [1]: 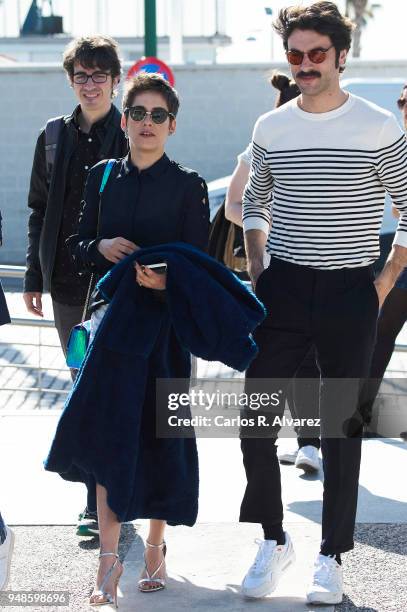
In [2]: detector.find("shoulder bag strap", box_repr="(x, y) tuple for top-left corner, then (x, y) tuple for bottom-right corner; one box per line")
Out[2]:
(81, 159), (116, 322)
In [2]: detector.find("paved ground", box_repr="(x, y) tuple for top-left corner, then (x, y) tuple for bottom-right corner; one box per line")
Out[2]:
(0, 289), (406, 611)
(5, 523), (406, 612)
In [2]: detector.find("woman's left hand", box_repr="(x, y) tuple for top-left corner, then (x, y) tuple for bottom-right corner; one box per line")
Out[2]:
(135, 262), (167, 290)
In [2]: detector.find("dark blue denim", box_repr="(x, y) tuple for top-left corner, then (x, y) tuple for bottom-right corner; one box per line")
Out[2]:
(0, 512), (6, 544)
(0, 280), (10, 326)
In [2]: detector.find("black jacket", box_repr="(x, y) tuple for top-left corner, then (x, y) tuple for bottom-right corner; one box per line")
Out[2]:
(66, 154), (209, 310)
(24, 104), (127, 293)
(67, 155), (210, 308)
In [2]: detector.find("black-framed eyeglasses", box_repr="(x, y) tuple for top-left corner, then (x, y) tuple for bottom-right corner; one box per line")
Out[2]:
(286, 45), (334, 65)
(73, 71), (110, 84)
(124, 106), (175, 124)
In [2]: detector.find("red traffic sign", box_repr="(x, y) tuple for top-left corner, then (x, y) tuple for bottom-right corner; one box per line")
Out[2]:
(126, 57), (175, 86)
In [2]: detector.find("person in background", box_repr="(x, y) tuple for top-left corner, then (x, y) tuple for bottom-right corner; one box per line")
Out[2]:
(0, 213), (14, 592)
(225, 71), (321, 473)
(23, 35), (128, 537)
(360, 83), (407, 440)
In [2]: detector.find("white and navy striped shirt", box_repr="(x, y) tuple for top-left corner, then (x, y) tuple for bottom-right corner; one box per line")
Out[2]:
(242, 93), (407, 269)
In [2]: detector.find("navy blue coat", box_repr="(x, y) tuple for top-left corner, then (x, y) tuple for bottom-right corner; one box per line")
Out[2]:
(0, 211), (10, 326)
(45, 243), (265, 526)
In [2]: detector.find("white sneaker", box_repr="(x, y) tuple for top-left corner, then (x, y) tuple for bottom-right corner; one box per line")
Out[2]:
(241, 532), (295, 598)
(0, 526), (14, 591)
(278, 446), (298, 464)
(306, 553), (343, 605)
(295, 445), (320, 473)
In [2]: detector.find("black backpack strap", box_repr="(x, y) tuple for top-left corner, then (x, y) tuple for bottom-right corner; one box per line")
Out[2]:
(44, 116), (64, 183)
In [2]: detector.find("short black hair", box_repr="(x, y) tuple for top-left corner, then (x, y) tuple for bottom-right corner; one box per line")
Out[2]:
(273, 2), (355, 73)
(122, 73), (180, 117)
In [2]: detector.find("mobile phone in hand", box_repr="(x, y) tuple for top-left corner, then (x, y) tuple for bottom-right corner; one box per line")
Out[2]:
(145, 262), (167, 274)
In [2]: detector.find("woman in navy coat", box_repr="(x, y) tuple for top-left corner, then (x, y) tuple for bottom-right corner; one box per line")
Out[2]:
(66, 74), (210, 606)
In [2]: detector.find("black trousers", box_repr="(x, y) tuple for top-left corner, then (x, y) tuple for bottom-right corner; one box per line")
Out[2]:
(360, 286), (407, 427)
(240, 257), (378, 554)
(287, 347), (321, 449)
(52, 300), (97, 513)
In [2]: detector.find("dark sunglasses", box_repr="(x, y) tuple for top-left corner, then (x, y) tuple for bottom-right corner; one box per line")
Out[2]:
(73, 71), (110, 84)
(286, 45), (334, 65)
(397, 97), (407, 109)
(124, 106), (175, 124)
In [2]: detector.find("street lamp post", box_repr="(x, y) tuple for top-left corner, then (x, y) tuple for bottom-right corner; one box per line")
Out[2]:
(145, 0), (157, 57)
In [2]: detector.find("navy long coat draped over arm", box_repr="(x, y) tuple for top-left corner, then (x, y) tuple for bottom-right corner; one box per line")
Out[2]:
(45, 243), (265, 526)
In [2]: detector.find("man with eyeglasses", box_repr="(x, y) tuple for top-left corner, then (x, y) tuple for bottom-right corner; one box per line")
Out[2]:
(240, 2), (407, 606)
(23, 35), (127, 538)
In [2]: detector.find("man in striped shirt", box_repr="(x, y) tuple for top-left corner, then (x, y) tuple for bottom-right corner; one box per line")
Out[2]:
(239, 2), (407, 606)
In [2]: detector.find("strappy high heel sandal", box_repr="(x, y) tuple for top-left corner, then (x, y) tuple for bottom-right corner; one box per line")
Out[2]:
(90, 552), (123, 608)
(138, 540), (167, 593)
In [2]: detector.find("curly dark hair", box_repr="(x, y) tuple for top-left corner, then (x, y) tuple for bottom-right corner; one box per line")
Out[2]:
(63, 35), (122, 81)
(273, 2), (355, 73)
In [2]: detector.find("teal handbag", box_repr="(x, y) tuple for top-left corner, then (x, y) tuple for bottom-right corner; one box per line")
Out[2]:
(66, 159), (115, 369)
(66, 320), (92, 369)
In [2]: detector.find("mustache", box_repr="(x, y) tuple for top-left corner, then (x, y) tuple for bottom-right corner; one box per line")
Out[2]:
(296, 71), (321, 79)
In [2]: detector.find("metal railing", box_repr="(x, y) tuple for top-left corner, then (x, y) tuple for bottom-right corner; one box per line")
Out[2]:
(0, 265), (70, 407)
(1, 263), (406, 407)
(0, 265), (25, 279)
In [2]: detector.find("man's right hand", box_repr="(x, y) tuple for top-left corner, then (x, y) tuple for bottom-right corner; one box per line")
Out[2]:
(244, 228), (268, 291)
(248, 259), (264, 291)
(23, 292), (43, 317)
(97, 237), (139, 263)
